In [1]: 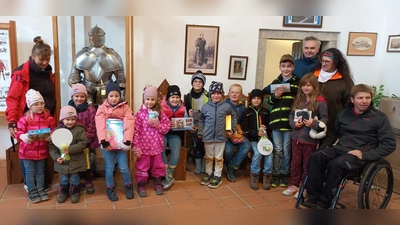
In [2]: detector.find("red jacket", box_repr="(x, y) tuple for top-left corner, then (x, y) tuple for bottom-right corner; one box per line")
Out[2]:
(5, 60), (56, 124)
(16, 111), (56, 160)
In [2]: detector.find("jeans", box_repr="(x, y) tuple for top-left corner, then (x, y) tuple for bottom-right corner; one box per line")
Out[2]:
(250, 141), (272, 174)
(20, 158), (26, 184)
(223, 137), (251, 167)
(192, 131), (205, 159)
(102, 149), (132, 187)
(22, 159), (45, 192)
(60, 172), (80, 186)
(162, 134), (182, 167)
(272, 130), (291, 174)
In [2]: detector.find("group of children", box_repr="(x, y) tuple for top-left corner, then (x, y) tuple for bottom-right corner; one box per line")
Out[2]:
(17, 53), (328, 203)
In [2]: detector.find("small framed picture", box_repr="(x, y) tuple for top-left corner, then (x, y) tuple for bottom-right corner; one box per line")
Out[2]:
(282, 16), (323, 28)
(386, 35), (400, 52)
(228, 55), (248, 80)
(347, 32), (378, 56)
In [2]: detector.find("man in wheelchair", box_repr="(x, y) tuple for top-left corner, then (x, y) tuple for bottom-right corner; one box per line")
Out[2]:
(300, 84), (396, 209)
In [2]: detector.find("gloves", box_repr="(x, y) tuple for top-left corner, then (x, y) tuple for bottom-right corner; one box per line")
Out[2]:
(101, 140), (110, 149)
(8, 122), (17, 129)
(147, 118), (160, 128)
(121, 141), (131, 151)
(20, 133), (31, 144)
(133, 147), (143, 158)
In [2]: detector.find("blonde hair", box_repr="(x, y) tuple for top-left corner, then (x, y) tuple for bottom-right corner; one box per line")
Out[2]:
(31, 36), (53, 59)
(229, 84), (243, 93)
(292, 74), (321, 113)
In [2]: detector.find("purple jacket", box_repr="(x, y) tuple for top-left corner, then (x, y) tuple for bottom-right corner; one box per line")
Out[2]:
(133, 105), (170, 155)
(76, 105), (100, 150)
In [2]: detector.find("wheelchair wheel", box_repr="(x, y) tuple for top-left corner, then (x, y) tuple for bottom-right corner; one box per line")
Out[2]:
(357, 159), (394, 209)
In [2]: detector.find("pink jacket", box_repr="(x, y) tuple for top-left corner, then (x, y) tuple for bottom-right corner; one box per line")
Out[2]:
(133, 105), (170, 155)
(95, 101), (134, 147)
(16, 111), (56, 160)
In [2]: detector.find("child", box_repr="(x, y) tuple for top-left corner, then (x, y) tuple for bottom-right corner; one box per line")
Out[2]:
(283, 74), (328, 197)
(49, 105), (87, 203)
(240, 89), (271, 190)
(133, 86), (170, 197)
(198, 81), (237, 189)
(68, 83), (99, 194)
(17, 89), (56, 203)
(95, 82), (135, 202)
(184, 70), (209, 174)
(224, 84), (252, 182)
(161, 85), (186, 189)
(263, 54), (300, 188)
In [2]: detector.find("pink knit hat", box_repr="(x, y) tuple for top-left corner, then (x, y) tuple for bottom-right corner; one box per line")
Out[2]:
(143, 86), (158, 101)
(70, 83), (88, 98)
(59, 105), (77, 121)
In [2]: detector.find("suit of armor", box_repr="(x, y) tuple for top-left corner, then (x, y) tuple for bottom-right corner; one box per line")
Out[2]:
(68, 26), (126, 105)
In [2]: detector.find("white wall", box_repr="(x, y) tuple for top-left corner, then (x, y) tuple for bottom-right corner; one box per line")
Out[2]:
(0, 14), (400, 159)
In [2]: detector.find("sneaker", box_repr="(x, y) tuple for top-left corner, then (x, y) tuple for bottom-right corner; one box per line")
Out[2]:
(38, 190), (50, 201)
(282, 185), (298, 196)
(225, 163), (236, 182)
(271, 175), (280, 188)
(200, 173), (212, 186)
(208, 176), (222, 189)
(279, 176), (288, 187)
(23, 184), (28, 192)
(28, 191), (41, 204)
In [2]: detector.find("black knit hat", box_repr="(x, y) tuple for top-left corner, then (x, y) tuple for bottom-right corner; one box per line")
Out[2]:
(166, 85), (181, 99)
(106, 82), (121, 97)
(209, 81), (224, 95)
(191, 70), (206, 86)
(250, 89), (264, 100)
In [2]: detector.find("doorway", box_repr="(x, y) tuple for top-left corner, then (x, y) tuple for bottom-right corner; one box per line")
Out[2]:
(255, 29), (340, 89)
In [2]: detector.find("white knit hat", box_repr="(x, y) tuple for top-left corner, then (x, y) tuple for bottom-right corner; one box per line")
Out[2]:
(25, 89), (44, 108)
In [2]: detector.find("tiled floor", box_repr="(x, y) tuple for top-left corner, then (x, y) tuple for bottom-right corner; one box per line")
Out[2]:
(0, 159), (399, 209)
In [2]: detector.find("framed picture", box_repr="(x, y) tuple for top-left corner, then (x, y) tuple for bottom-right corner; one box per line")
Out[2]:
(0, 21), (18, 116)
(228, 55), (248, 80)
(387, 35), (400, 52)
(282, 16), (323, 28)
(347, 32), (377, 56)
(184, 24), (219, 75)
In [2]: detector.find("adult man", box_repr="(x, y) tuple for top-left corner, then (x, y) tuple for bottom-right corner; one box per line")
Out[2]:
(300, 84), (396, 209)
(68, 25), (126, 105)
(194, 33), (206, 66)
(292, 36), (321, 79)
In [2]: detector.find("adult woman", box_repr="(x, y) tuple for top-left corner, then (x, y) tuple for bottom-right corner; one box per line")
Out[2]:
(6, 36), (56, 189)
(313, 48), (354, 148)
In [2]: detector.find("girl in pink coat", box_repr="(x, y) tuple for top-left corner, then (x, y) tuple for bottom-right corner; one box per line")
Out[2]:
(133, 86), (170, 197)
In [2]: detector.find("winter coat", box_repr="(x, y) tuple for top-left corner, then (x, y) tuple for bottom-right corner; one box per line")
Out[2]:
(333, 102), (396, 162)
(133, 105), (171, 155)
(198, 100), (237, 143)
(225, 98), (246, 124)
(263, 74), (300, 131)
(241, 106), (270, 142)
(16, 111), (56, 160)
(70, 102), (99, 150)
(289, 96), (328, 145)
(161, 98), (186, 137)
(95, 101), (135, 147)
(293, 55), (320, 79)
(49, 124), (88, 174)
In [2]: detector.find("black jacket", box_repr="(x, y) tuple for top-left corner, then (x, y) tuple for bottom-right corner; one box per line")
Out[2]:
(333, 102), (396, 162)
(241, 106), (270, 142)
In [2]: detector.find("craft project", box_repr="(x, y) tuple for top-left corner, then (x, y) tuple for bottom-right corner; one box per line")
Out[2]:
(106, 118), (124, 150)
(171, 117), (194, 131)
(51, 128), (73, 161)
(28, 128), (51, 141)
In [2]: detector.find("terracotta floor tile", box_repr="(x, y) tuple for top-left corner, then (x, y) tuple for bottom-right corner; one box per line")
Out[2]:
(187, 189), (213, 200)
(139, 194), (168, 206)
(164, 182), (185, 192)
(184, 173), (200, 181)
(180, 181), (207, 191)
(217, 196), (248, 209)
(6, 183), (25, 190)
(240, 194), (270, 206)
(251, 203), (278, 209)
(26, 197), (57, 208)
(86, 199), (114, 209)
(229, 185), (255, 196)
(170, 200), (198, 209)
(194, 198), (224, 209)
(208, 187), (236, 198)
(2, 187), (28, 200)
(0, 199), (27, 209)
(56, 202), (85, 209)
(274, 200), (297, 209)
(164, 191), (192, 203)
(260, 191), (292, 204)
(142, 204), (171, 209)
(85, 189), (109, 201)
(114, 198), (142, 209)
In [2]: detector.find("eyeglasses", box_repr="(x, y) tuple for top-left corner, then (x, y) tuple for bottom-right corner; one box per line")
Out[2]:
(321, 60), (332, 65)
(193, 80), (203, 84)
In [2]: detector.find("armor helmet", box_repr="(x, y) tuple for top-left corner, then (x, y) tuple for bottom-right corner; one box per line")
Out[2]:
(88, 25), (106, 47)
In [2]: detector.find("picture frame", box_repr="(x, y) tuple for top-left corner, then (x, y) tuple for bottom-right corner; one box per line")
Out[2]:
(282, 16), (323, 28)
(0, 21), (18, 116)
(228, 55), (248, 80)
(347, 32), (378, 56)
(386, 35), (400, 52)
(184, 24), (219, 75)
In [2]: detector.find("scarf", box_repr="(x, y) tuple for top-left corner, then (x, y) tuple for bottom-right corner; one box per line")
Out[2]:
(190, 88), (205, 99)
(68, 99), (88, 113)
(166, 100), (181, 112)
(318, 69), (338, 83)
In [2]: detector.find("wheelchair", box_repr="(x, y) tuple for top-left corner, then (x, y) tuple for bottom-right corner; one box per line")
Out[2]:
(295, 158), (394, 209)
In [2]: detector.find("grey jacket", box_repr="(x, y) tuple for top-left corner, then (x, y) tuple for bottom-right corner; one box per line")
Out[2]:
(49, 124), (88, 174)
(198, 100), (237, 143)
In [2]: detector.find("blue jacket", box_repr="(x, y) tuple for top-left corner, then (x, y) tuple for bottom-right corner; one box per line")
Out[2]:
(293, 55), (320, 79)
(198, 100), (237, 143)
(225, 98), (246, 124)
